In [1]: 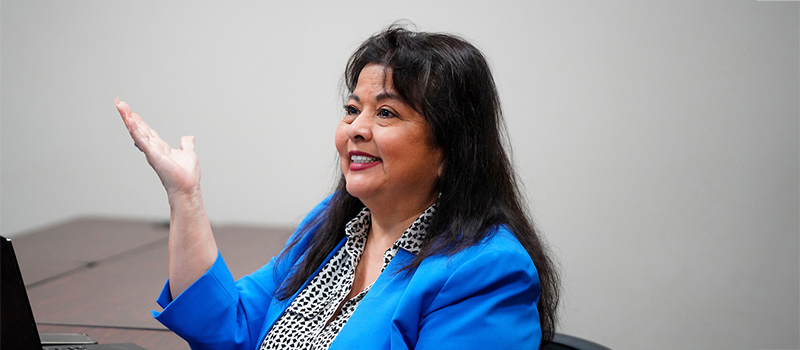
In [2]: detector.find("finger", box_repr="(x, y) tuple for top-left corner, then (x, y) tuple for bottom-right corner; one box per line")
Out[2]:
(115, 100), (140, 135)
(115, 99), (131, 122)
(130, 126), (152, 152)
(124, 117), (156, 151)
(114, 99), (169, 156)
(130, 111), (145, 123)
(180, 135), (196, 151)
(149, 127), (161, 141)
(128, 112), (164, 144)
(122, 108), (156, 140)
(126, 114), (148, 140)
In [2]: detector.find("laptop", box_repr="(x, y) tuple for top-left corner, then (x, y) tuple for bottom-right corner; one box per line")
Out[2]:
(1, 236), (146, 350)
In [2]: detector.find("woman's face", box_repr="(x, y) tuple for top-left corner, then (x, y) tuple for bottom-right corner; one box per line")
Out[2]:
(335, 63), (443, 211)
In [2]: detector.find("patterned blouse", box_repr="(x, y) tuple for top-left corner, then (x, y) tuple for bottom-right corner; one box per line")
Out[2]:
(259, 204), (436, 350)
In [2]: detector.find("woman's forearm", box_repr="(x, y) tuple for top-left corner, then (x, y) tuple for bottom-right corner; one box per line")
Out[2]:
(167, 186), (218, 298)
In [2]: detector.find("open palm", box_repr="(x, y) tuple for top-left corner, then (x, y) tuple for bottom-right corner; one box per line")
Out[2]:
(115, 98), (201, 196)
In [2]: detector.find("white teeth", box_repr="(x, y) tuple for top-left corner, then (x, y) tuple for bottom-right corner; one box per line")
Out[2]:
(351, 155), (380, 163)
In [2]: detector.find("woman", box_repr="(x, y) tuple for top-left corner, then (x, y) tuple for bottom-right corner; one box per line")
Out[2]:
(116, 26), (559, 350)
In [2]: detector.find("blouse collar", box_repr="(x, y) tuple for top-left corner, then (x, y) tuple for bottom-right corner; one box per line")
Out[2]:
(344, 203), (437, 255)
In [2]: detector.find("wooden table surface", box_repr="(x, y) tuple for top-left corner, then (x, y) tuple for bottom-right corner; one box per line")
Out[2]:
(13, 217), (293, 350)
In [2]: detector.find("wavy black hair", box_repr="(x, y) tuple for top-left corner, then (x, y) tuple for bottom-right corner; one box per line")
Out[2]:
(276, 25), (560, 346)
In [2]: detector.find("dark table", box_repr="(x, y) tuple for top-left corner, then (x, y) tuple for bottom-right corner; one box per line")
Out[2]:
(14, 217), (293, 350)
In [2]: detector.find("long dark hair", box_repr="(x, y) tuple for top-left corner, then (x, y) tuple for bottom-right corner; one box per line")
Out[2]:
(276, 25), (559, 345)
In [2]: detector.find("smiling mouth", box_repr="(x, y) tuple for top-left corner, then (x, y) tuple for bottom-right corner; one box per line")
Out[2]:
(351, 155), (381, 163)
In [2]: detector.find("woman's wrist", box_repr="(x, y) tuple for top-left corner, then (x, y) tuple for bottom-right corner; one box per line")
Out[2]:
(167, 185), (204, 210)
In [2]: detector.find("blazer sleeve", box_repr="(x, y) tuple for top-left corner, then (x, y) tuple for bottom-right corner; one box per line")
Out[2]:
(151, 194), (333, 350)
(414, 239), (543, 350)
(153, 253), (264, 349)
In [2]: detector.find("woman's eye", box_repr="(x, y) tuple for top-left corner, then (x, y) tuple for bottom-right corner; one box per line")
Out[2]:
(377, 108), (395, 118)
(344, 105), (359, 115)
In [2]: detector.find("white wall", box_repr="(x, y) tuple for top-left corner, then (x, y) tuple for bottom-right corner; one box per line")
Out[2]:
(2, 1), (797, 349)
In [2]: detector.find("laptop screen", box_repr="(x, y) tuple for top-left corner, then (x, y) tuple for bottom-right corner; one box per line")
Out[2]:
(1, 236), (43, 349)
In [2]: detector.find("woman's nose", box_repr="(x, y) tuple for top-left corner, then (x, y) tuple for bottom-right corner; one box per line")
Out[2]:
(346, 111), (372, 141)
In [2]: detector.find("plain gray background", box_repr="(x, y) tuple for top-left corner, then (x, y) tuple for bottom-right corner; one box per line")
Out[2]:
(2, 1), (798, 349)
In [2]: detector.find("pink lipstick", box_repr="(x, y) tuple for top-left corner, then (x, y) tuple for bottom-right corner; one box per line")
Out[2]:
(349, 151), (381, 171)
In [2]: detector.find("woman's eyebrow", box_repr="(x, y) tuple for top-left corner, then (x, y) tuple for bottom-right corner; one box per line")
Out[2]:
(375, 92), (401, 102)
(347, 92), (401, 103)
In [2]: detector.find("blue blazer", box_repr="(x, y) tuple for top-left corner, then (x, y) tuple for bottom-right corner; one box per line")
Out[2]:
(153, 195), (542, 349)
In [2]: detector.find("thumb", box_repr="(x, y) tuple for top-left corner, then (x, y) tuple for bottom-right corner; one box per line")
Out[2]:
(180, 135), (196, 151)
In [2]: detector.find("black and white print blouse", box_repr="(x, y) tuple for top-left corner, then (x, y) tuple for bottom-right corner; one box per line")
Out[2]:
(259, 204), (436, 350)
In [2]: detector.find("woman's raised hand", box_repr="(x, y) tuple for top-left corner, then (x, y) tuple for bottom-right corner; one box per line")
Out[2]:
(115, 98), (217, 296)
(115, 98), (201, 196)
